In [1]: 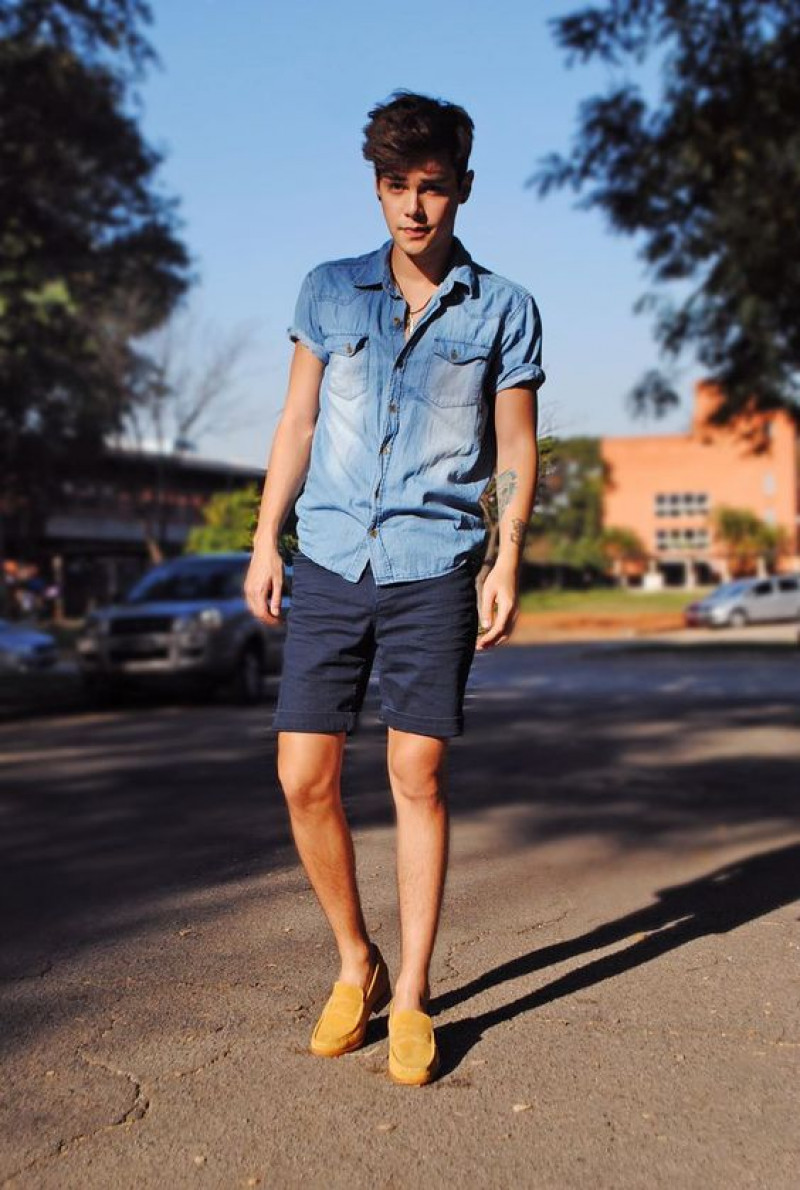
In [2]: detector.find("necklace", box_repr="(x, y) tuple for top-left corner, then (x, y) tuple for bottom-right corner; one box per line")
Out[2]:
(390, 261), (436, 334)
(404, 295), (432, 335)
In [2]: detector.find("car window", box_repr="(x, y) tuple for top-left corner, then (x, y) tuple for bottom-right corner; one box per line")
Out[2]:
(126, 562), (248, 604)
(777, 577), (798, 593)
(709, 582), (749, 601)
(751, 581), (772, 597)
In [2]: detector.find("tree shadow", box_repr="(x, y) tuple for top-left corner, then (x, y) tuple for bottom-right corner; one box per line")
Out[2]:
(1, 644), (799, 1051)
(432, 842), (800, 1074)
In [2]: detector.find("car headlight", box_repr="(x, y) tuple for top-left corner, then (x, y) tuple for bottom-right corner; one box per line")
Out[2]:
(174, 608), (223, 645)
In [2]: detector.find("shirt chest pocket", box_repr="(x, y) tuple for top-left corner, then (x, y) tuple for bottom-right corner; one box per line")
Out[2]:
(324, 333), (370, 401)
(423, 336), (493, 407)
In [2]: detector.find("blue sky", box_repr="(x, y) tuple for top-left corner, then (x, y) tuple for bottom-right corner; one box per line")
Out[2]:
(140, 0), (696, 466)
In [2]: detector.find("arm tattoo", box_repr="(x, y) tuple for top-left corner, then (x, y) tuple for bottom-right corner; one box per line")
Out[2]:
(496, 468), (518, 523)
(510, 518), (527, 546)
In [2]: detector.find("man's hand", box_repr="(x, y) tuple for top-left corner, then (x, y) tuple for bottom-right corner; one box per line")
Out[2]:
(475, 556), (519, 650)
(244, 546), (285, 625)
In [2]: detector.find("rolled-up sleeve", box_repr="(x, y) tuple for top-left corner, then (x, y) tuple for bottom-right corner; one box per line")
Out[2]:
(492, 293), (545, 394)
(288, 269), (329, 364)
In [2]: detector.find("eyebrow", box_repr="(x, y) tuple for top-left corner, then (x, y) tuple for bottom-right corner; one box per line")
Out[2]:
(385, 174), (449, 184)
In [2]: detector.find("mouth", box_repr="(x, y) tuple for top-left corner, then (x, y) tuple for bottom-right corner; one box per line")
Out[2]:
(400, 226), (431, 237)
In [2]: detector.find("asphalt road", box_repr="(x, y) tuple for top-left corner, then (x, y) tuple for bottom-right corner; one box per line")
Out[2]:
(1, 641), (799, 1189)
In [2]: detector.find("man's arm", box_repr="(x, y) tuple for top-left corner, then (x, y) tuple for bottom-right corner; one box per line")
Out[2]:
(244, 343), (324, 623)
(475, 384), (539, 650)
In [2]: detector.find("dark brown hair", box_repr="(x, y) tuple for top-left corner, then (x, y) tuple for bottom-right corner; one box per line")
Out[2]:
(362, 91), (474, 183)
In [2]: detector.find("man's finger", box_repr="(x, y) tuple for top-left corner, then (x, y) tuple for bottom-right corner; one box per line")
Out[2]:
(478, 606), (513, 647)
(480, 594), (496, 629)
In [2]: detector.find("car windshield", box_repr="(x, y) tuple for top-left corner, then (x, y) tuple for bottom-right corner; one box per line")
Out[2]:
(706, 581), (751, 602)
(125, 561), (246, 604)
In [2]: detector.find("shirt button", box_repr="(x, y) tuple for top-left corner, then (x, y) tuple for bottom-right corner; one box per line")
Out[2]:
(389, 402), (397, 413)
(393, 316), (402, 327)
(450, 349), (459, 361)
(368, 528), (378, 537)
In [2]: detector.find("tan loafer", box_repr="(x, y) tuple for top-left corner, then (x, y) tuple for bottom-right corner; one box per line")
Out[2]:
(309, 943), (391, 1058)
(387, 999), (440, 1085)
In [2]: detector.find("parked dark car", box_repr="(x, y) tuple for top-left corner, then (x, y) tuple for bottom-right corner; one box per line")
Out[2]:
(0, 619), (59, 673)
(684, 575), (800, 628)
(76, 552), (291, 702)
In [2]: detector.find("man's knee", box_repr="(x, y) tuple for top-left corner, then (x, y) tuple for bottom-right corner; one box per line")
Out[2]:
(276, 731), (345, 813)
(387, 729), (448, 806)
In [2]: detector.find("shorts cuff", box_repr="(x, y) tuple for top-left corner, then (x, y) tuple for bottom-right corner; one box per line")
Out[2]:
(379, 705), (463, 739)
(271, 710), (356, 734)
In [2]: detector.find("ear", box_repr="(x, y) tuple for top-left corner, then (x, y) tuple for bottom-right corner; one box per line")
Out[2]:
(374, 171), (383, 201)
(459, 169), (474, 204)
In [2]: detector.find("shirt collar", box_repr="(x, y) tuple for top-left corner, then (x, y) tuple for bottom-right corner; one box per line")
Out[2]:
(353, 237), (477, 298)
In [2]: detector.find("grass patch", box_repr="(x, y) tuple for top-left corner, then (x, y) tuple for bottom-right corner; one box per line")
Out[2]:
(518, 587), (699, 616)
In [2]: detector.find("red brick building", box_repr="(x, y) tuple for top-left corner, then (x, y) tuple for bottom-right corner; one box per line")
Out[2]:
(601, 383), (800, 586)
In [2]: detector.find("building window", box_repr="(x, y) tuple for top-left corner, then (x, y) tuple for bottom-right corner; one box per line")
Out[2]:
(654, 492), (709, 518)
(655, 527), (710, 551)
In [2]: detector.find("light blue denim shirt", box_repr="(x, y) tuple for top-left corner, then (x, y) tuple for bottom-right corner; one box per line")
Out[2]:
(288, 237), (545, 584)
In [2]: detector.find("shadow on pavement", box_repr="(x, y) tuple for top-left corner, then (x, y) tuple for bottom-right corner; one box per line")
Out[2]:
(1, 649), (798, 1007)
(434, 842), (800, 1074)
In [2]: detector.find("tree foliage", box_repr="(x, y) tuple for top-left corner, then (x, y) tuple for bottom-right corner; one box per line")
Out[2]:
(712, 505), (785, 573)
(528, 436), (609, 573)
(184, 486), (261, 555)
(0, 0), (190, 540)
(599, 525), (648, 585)
(534, 0), (800, 421)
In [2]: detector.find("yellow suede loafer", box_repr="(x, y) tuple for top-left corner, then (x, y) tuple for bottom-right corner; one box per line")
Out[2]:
(309, 944), (391, 1058)
(387, 999), (440, 1086)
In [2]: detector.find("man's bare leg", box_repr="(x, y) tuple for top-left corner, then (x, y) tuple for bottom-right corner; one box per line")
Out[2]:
(386, 727), (450, 1012)
(276, 730), (373, 988)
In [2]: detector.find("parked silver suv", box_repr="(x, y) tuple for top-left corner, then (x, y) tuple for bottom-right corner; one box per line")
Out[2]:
(684, 575), (800, 628)
(77, 552), (291, 702)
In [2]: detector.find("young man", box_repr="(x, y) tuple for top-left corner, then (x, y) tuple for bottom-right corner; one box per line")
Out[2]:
(245, 91), (544, 1085)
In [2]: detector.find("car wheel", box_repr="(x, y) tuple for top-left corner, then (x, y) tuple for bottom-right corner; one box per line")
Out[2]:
(232, 642), (264, 705)
(729, 609), (748, 628)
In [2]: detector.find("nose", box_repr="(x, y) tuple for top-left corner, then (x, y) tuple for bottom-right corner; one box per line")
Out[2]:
(404, 188), (425, 220)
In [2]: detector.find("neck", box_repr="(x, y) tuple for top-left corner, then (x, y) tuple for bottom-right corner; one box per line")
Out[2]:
(390, 235), (456, 291)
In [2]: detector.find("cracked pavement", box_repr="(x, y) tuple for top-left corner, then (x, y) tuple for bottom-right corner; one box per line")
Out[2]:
(1, 642), (799, 1189)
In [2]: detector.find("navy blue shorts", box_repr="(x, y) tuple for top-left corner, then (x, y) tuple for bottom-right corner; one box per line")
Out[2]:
(271, 550), (481, 739)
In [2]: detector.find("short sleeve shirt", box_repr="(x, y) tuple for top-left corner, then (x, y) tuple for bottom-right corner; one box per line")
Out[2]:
(288, 237), (545, 584)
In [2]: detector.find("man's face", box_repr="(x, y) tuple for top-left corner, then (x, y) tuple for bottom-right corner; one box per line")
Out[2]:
(375, 156), (473, 262)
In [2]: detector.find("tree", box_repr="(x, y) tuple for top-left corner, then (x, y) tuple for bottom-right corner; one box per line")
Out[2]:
(114, 310), (257, 561)
(123, 311), (257, 457)
(599, 526), (648, 587)
(534, 1), (800, 421)
(529, 436), (606, 577)
(184, 485), (298, 560)
(184, 487), (261, 555)
(0, 1), (190, 561)
(712, 506), (785, 576)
